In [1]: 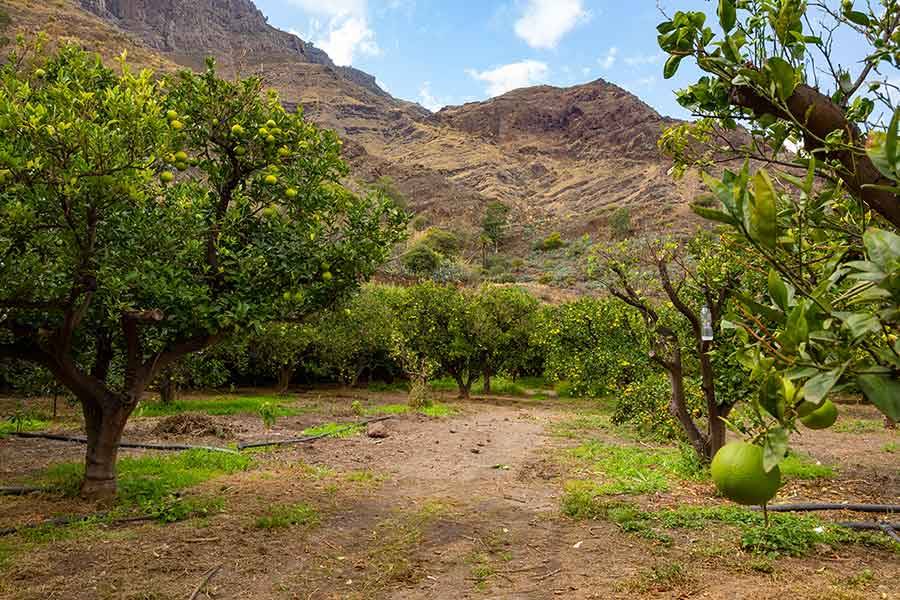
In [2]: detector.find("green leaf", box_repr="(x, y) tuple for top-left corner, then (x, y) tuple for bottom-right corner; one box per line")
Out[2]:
(750, 170), (778, 248)
(765, 57), (796, 101)
(763, 427), (789, 472)
(759, 374), (784, 420)
(663, 55), (684, 79)
(802, 368), (842, 405)
(863, 228), (900, 270)
(717, 0), (736, 32)
(845, 312), (881, 340)
(767, 269), (789, 310)
(857, 374), (900, 422)
(734, 292), (784, 323)
(844, 10), (870, 27)
(691, 203), (738, 225)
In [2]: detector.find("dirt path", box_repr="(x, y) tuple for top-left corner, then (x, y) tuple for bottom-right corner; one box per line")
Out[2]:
(1, 394), (898, 600)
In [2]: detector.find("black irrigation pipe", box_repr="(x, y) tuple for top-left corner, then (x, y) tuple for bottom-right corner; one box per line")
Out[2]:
(753, 503), (900, 514)
(0, 512), (156, 538)
(0, 486), (45, 496)
(237, 415), (392, 450)
(9, 432), (239, 455)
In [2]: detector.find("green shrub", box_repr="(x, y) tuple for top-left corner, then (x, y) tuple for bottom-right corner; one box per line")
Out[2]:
(402, 243), (442, 275)
(613, 372), (703, 440)
(538, 231), (565, 251)
(609, 206), (632, 239)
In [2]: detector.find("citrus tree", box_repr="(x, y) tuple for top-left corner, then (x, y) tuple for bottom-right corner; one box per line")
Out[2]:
(590, 234), (747, 459)
(655, 0), (900, 503)
(470, 284), (539, 393)
(250, 322), (319, 394)
(393, 283), (481, 398)
(314, 284), (402, 386)
(0, 44), (406, 497)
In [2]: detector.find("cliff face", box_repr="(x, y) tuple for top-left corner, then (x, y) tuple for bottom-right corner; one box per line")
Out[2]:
(2, 0), (701, 249)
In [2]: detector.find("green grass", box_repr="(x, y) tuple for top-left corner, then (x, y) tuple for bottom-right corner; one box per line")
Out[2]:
(883, 441), (898, 453)
(833, 418), (885, 433)
(0, 416), (52, 437)
(560, 489), (898, 556)
(550, 412), (613, 438)
(301, 422), (363, 438)
(38, 449), (251, 508)
(779, 452), (836, 480)
(622, 562), (692, 593)
(568, 441), (705, 495)
(428, 376), (527, 396)
(254, 502), (319, 529)
(363, 402), (456, 418)
(134, 395), (302, 418)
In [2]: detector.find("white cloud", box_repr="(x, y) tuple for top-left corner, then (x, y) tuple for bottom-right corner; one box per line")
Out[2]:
(317, 16), (380, 65)
(287, 0), (379, 66)
(624, 52), (664, 67)
(514, 0), (588, 49)
(582, 66), (591, 76)
(467, 60), (549, 97)
(622, 76), (657, 93)
(418, 82), (445, 112)
(598, 47), (618, 70)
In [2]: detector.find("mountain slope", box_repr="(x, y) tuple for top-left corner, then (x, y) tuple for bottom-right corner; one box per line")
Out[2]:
(1, 0), (701, 254)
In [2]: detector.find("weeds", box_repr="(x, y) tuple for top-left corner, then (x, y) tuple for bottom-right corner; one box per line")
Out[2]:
(254, 503), (319, 529)
(363, 402), (456, 417)
(833, 419), (884, 434)
(779, 452), (836, 480)
(301, 422), (363, 438)
(622, 562), (692, 593)
(568, 441), (704, 495)
(38, 449), (251, 510)
(135, 396), (301, 418)
(883, 441), (898, 453)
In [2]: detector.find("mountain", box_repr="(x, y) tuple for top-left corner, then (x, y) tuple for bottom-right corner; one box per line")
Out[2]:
(0, 0), (702, 265)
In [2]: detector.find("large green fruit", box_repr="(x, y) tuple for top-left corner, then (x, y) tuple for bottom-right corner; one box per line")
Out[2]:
(800, 399), (838, 430)
(711, 442), (781, 506)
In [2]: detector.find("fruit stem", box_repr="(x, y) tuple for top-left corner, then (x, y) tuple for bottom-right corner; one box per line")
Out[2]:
(763, 503), (769, 528)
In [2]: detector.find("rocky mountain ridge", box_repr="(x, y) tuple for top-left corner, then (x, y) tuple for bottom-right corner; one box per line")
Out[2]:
(1, 0), (702, 258)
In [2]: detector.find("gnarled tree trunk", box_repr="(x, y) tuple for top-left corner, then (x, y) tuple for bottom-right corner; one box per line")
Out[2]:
(159, 367), (178, 404)
(80, 398), (133, 499)
(482, 370), (492, 395)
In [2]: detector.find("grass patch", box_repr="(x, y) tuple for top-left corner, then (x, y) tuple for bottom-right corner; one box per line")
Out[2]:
(38, 449), (251, 510)
(568, 441), (705, 495)
(551, 412), (613, 438)
(254, 502), (319, 530)
(833, 419), (884, 434)
(0, 416), (52, 437)
(621, 562), (692, 593)
(780, 452), (836, 480)
(301, 421), (363, 438)
(468, 552), (496, 589)
(561, 488), (897, 557)
(363, 402), (456, 418)
(135, 395), (301, 418)
(883, 441), (898, 453)
(428, 376), (527, 397)
(345, 469), (385, 485)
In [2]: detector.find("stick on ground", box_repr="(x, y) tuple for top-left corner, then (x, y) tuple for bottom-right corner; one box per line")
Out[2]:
(188, 563), (223, 600)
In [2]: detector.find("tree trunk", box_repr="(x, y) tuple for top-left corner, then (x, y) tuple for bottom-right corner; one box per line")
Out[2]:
(453, 374), (471, 399)
(697, 340), (724, 456)
(159, 369), (178, 404)
(80, 399), (131, 500)
(277, 366), (294, 395)
(483, 370), (492, 395)
(665, 362), (709, 460)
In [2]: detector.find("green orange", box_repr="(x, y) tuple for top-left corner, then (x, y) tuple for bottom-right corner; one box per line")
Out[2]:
(711, 441), (781, 506)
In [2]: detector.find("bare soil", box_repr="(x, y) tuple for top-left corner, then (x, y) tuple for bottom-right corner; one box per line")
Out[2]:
(0, 391), (897, 600)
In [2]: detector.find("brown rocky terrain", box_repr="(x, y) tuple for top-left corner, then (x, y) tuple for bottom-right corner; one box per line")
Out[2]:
(0, 0), (703, 255)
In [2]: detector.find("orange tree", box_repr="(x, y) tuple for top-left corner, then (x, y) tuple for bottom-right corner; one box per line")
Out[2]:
(0, 45), (406, 498)
(656, 1), (899, 477)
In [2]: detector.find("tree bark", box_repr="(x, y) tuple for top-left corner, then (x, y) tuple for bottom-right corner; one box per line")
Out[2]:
(664, 354), (709, 460)
(453, 373), (471, 399)
(483, 370), (492, 395)
(159, 368), (178, 404)
(276, 366), (294, 395)
(80, 399), (132, 500)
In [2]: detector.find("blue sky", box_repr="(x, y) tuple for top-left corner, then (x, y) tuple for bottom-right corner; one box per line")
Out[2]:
(253, 1), (877, 119)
